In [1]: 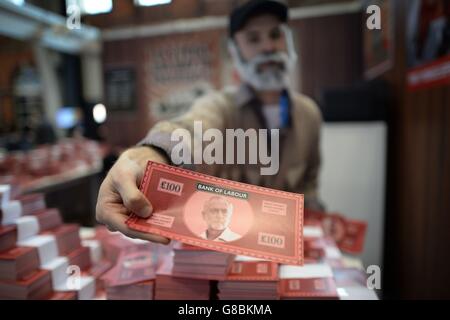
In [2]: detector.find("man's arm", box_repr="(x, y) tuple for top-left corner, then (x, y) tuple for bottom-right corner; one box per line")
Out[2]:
(139, 91), (233, 163)
(96, 91), (232, 242)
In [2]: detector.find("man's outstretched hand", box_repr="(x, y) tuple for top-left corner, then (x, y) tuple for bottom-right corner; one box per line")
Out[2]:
(96, 146), (170, 244)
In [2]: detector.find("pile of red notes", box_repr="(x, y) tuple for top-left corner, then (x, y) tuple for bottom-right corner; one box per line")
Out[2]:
(106, 280), (155, 300)
(0, 246), (40, 281)
(155, 255), (210, 300)
(15, 193), (46, 216)
(82, 227), (165, 300)
(45, 291), (77, 300)
(0, 269), (53, 300)
(304, 225), (327, 263)
(278, 263), (339, 300)
(0, 184), (96, 300)
(42, 224), (82, 256)
(303, 225), (345, 267)
(101, 242), (156, 300)
(217, 255), (279, 300)
(305, 209), (367, 254)
(172, 243), (234, 280)
(0, 138), (103, 188)
(0, 225), (17, 253)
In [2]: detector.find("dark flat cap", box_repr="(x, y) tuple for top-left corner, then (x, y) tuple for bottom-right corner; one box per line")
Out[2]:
(229, 0), (288, 38)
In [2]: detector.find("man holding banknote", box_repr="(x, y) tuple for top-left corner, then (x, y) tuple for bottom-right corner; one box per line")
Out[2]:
(96, 0), (324, 243)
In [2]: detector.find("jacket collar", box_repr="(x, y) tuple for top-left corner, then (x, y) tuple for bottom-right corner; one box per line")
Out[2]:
(232, 84), (293, 129)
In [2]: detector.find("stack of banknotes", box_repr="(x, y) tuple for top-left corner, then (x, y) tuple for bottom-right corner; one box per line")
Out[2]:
(0, 185), (97, 300)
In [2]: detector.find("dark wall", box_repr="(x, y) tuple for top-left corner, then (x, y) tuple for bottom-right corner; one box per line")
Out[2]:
(383, 0), (450, 299)
(293, 12), (363, 101)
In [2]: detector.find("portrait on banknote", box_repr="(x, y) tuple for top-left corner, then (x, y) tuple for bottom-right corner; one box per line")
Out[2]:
(182, 192), (254, 243)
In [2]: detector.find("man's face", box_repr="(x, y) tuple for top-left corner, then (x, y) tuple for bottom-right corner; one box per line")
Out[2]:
(234, 14), (287, 63)
(203, 198), (232, 231)
(230, 14), (296, 91)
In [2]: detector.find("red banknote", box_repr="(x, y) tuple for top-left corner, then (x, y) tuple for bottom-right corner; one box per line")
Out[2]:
(126, 161), (304, 265)
(305, 209), (367, 254)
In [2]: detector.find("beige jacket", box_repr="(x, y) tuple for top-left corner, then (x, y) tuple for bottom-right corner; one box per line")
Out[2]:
(140, 85), (323, 209)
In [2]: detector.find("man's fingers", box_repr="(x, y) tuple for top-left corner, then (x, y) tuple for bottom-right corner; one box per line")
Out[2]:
(104, 211), (170, 245)
(96, 154), (166, 243)
(116, 179), (153, 218)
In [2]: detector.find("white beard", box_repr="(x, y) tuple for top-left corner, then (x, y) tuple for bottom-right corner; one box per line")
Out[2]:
(229, 26), (297, 91)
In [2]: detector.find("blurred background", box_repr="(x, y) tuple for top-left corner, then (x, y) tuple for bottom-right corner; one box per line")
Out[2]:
(0, 0), (448, 299)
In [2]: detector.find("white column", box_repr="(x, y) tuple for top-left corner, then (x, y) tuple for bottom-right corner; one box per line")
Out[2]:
(33, 44), (63, 136)
(81, 42), (104, 103)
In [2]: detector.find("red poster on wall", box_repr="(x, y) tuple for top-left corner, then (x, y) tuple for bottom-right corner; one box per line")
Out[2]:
(406, 0), (450, 90)
(363, 0), (395, 80)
